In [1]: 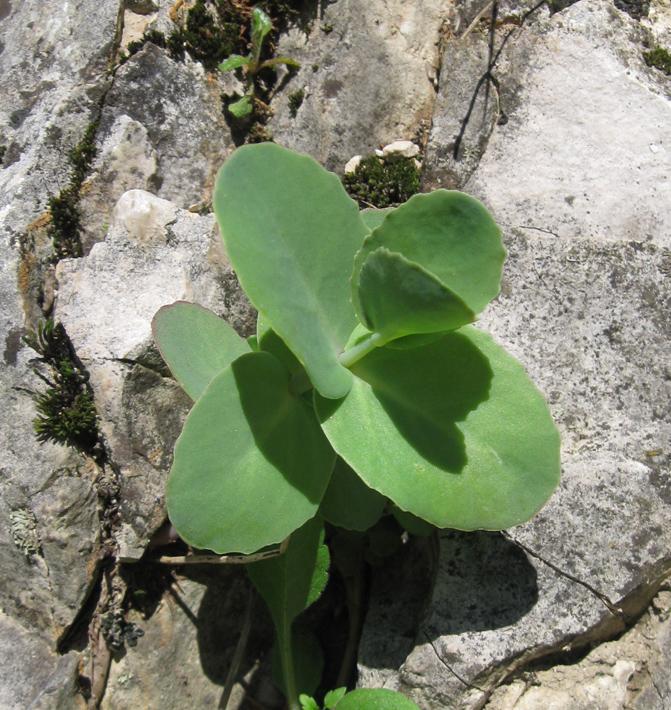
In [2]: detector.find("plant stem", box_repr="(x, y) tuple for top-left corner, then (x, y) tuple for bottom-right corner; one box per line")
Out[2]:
(280, 624), (300, 710)
(219, 585), (255, 709)
(338, 333), (383, 369)
(336, 552), (367, 689)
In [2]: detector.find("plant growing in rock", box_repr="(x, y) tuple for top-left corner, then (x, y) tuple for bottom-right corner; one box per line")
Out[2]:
(219, 7), (299, 117)
(152, 143), (560, 709)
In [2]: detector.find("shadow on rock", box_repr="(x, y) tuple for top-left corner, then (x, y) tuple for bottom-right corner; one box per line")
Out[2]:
(423, 530), (538, 638)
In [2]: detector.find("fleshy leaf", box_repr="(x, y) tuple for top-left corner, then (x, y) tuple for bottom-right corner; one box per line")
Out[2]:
(214, 143), (368, 398)
(356, 247), (475, 344)
(319, 457), (387, 531)
(219, 54), (250, 72)
(351, 190), (505, 324)
(360, 207), (392, 232)
(315, 327), (560, 531)
(247, 516), (329, 627)
(152, 301), (250, 401)
(258, 312), (303, 376)
(167, 353), (335, 554)
(334, 689), (420, 709)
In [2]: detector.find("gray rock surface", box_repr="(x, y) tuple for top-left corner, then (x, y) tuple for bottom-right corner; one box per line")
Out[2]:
(100, 566), (277, 710)
(2, 0), (671, 706)
(54, 190), (255, 560)
(484, 583), (671, 710)
(0, 0), (116, 702)
(268, 0), (450, 171)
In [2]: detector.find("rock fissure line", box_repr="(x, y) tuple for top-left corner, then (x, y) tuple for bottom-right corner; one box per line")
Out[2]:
(420, 629), (486, 692)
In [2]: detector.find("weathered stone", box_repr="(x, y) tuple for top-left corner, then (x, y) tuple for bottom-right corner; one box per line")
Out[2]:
(79, 117), (159, 252)
(54, 190), (255, 560)
(267, 0), (449, 171)
(96, 42), (235, 209)
(101, 566), (276, 710)
(0, 611), (85, 710)
(484, 584), (671, 710)
(450, 0), (671, 246)
(0, 0), (118, 668)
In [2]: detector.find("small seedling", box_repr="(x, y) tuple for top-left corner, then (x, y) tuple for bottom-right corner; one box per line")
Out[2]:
(152, 143), (560, 709)
(219, 7), (299, 117)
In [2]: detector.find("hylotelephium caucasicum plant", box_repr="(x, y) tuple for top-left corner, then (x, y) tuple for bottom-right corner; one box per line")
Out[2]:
(151, 142), (561, 710)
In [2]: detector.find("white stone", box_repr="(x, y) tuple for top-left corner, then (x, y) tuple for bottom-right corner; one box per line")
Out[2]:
(345, 155), (363, 173)
(112, 189), (179, 247)
(382, 140), (420, 161)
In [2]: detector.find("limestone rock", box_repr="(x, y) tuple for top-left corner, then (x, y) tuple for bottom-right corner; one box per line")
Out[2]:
(54, 190), (255, 560)
(100, 566), (277, 710)
(345, 155), (363, 174)
(484, 585), (671, 710)
(0, 0), (117, 663)
(267, 0), (449, 171)
(96, 42), (234, 209)
(461, 0), (671, 246)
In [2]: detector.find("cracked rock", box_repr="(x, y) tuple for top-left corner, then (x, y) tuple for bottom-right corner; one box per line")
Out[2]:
(54, 190), (256, 560)
(267, 0), (450, 171)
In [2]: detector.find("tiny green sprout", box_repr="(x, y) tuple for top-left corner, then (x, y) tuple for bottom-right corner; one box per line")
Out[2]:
(152, 143), (560, 710)
(219, 7), (300, 117)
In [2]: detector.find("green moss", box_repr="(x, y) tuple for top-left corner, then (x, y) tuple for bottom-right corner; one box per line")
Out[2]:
(644, 47), (671, 75)
(0, 145), (6, 164)
(342, 156), (421, 209)
(49, 117), (100, 260)
(23, 319), (100, 455)
(247, 123), (273, 143)
(288, 88), (304, 117)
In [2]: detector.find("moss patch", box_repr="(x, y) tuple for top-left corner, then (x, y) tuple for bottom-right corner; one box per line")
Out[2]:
(644, 47), (671, 75)
(49, 116), (100, 260)
(23, 319), (100, 456)
(288, 88), (304, 117)
(342, 156), (421, 209)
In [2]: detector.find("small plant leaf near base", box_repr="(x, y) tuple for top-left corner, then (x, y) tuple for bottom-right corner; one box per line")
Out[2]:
(152, 302), (250, 401)
(334, 688), (420, 709)
(351, 190), (505, 324)
(319, 457), (387, 531)
(248, 517), (329, 706)
(214, 143), (369, 399)
(167, 353), (335, 554)
(315, 327), (560, 531)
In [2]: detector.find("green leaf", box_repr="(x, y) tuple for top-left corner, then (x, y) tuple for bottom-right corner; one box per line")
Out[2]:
(152, 301), (250, 401)
(228, 94), (253, 117)
(259, 56), (301, 70)
(272, 627), (324, 697)
(324, 688), (347, 708)
(219, 53), (250, 72)
(214, 143), (369, 398)
(251, 7), (272, 64)
(319, 457), (387, 531)
(360, 207), (392, 232)
(248, 516), (328, 703)
(391, 506), (435, 537)
(167, 353), (335, 554)
(356, 247), (475, 344)
(351, 190), (505, 324)
(258, 312), (303, 376)
(334, 689), (420, 710)
(300, 696), (320, 710)
(315, 327), (560, 531)
(247, 516), (329, 629)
